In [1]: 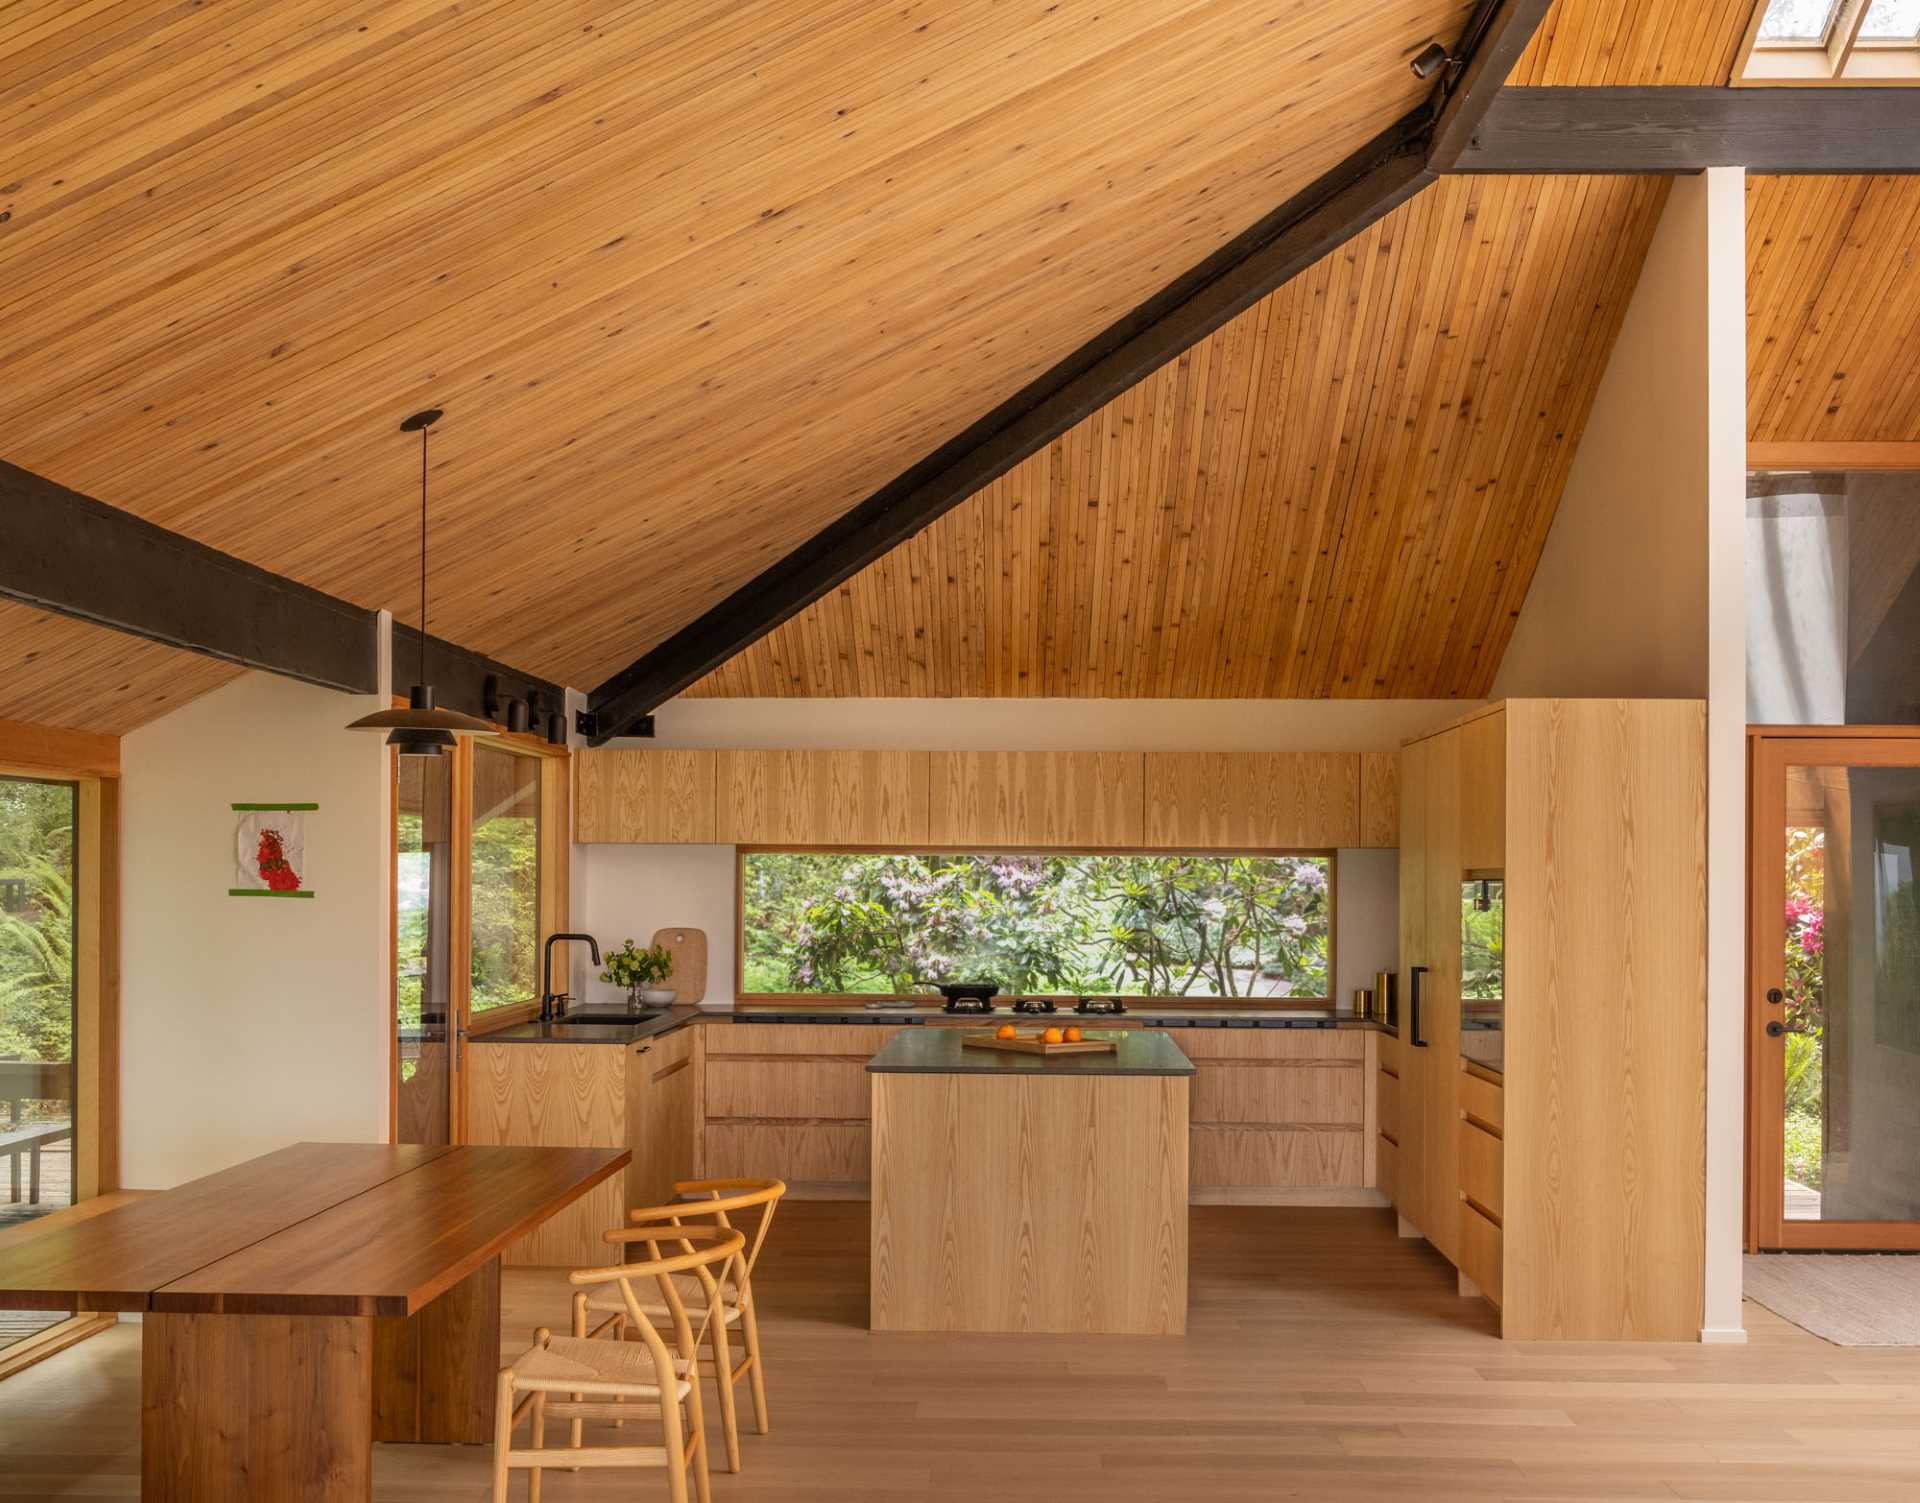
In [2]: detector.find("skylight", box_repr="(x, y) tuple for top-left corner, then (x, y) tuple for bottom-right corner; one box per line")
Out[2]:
(1860, 0), (1920, 40)
(1738, 0), (1920, 79)
(1756, 0), (1841, 44)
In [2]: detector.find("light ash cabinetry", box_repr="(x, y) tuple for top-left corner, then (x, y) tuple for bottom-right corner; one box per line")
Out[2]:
(1389, 699), (1707, 1341)
(573, 748), (1399, 849)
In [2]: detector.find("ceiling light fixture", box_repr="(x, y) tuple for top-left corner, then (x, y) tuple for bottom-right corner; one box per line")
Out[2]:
(346, 409), (498, 755)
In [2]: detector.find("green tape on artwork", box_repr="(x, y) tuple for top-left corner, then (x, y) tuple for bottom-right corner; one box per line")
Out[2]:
(230, 803), (319, 812)
(227, 889), (316, 898)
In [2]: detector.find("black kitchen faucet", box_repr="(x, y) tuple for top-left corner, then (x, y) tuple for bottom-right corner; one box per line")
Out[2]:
(540, 932), (602, 1021)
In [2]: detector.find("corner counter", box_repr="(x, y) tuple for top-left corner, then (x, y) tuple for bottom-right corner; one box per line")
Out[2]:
(867, 1028), (1192, 1336)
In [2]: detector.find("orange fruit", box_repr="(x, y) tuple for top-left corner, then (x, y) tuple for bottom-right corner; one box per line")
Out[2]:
(995, 1023), (1017, 1041)
(1042, 1026), (1064, 1045)
(1064, 1025), (1083, 1043)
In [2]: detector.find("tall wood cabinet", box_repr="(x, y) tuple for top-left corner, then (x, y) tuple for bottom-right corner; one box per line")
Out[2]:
(1389, 700), (1707, 1341)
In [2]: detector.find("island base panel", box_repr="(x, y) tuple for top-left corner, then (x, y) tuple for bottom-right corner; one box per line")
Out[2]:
(870, 1073), (1188, 1335)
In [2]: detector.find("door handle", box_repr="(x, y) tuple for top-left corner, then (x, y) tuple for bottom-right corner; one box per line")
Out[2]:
(454, 1022), (467, 1069)
(1410, 965), (1429, 1048)
(1765, 1020), (1811, 1038)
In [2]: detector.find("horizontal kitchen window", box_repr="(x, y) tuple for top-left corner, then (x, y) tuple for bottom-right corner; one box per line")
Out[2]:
(739, 850), (1333, 1002)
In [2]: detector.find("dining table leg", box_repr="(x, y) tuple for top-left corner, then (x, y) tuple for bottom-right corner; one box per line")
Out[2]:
(142, 1310), (374, 1502)
(372, 1255), (501, 1444)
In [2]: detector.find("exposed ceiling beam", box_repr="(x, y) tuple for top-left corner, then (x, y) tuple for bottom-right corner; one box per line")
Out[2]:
(0, 460), (562, 718)
(1451, 87), (1920, 174)
(583, 0), (1550, 740)
(1426, 0), (1554, 169)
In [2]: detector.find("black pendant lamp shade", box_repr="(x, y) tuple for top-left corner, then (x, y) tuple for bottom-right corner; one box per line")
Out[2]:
(347, 409), (499, 755)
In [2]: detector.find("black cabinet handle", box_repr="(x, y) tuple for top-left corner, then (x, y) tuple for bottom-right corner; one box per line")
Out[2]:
(1765, 1020), (1811, 1038)
(1410, 965), (1429, 1048)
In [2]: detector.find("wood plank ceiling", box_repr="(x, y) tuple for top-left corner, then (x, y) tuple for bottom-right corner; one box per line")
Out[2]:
(1, 0), (1474, 728)
(1748, 176), (1920, 443)
(0, 603), (243, 736)
(1507, 0), (1753, 84)
(689, 174), (1672, 699)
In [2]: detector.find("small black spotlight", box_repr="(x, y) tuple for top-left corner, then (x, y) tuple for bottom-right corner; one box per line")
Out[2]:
(1410, 40), (1452, 79)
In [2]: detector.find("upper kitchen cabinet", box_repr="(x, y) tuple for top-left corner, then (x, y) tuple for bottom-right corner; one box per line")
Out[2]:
(574, 748), (717, 843)
(716, 750), (931, 845)
(1459, 712), (1506, 873)
(1144, 752), (1362, 849)
(1359, 752), (1399, 848)
(927, 751), (1143, 847)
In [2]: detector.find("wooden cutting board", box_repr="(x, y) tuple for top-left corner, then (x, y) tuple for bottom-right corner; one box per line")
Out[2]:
(961, 1031), (1118, 1056)
(650, 926), (707, 1005)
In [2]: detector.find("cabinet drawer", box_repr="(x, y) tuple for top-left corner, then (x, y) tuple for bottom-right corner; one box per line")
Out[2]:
(703, 1121), (869, 1185)
(1375, 1028), (1401, 1074)
(1376, 1134), (1396, 1202)
(1459, 1066), (1503, 1131)
(706, 1058), (869, 1120)
(1172, 1028), (1364, 1061)
(704, 1023), (897, 1057)
(1458, 1200), (1502, 1307)
(1458, 1118), (1502, 1220)
(1376, 1068), (1399, 1143)
(1191, 1059), (1363, 1126)
(1191, 1125), (1363, 1188)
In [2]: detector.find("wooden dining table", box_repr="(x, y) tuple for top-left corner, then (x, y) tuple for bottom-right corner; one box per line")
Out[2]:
(0, 1141), (629, 1502)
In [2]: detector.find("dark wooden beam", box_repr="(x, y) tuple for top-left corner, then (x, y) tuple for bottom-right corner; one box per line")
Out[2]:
(0, 459), (562, 720)
(0, 459), (377, 694)
(390, 626), (566, 730)
(1452, 87), (1920, 174)
(1426, 0), (1555, 169)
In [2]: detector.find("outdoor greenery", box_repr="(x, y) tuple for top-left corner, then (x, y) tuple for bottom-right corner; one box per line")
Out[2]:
(0, 778), (77, 1104)
(470, 801), (539, 1013)
(740, 851), (1331, 998)
(1782, 825), (1825, 1191)
(1461, 883), (1504, 1001)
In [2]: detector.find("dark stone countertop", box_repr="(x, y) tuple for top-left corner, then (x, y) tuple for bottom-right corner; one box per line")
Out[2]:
(865, 1026), (1195, 1077)
(470, 1006), (701, 1046)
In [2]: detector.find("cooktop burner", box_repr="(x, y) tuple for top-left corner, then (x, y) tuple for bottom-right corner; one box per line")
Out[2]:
(1010, 997), (1057, 1015)
(941, 995), (999, 1015)
(1075, 996), (1127, 1015)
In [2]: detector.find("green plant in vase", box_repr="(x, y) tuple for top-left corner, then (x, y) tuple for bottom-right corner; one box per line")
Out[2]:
(599, 939), (676, 1007)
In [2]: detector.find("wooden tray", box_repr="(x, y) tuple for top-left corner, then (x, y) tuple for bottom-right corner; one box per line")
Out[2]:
(960, 1031), (1119, 1056)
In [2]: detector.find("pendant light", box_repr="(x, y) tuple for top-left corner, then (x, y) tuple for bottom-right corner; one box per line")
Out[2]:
(347, 409), (498, 755)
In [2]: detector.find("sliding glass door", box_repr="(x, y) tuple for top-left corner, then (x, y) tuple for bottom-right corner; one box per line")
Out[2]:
(0, 775), (78, 1350)
(1750, 732), (1920, 1250)
(394, 755), (456, 1146)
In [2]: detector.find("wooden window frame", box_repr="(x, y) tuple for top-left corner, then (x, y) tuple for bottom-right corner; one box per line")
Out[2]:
(387, 723), (569, 1144)
(1734, 0), (1920, 84)
(733, 844), (1339, 1008)
(0, 718), (121, 1380)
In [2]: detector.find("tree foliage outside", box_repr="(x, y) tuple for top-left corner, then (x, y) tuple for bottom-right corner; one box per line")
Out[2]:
(1783, 825), (1825, 1191)
(0, 778), (77, 1120)
(470, 803), (539, 1013)
(1461, 882), (1504, 1001)
(740, 851), (1331, 999)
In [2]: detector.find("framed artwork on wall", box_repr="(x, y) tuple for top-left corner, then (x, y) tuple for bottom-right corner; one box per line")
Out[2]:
(230, 802), (317, 898)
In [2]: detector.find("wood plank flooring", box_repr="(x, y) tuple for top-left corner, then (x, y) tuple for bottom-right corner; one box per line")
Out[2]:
(3, 1203), (1918, 1500)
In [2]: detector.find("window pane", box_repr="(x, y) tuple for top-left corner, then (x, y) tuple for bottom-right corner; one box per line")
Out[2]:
(471, 747), (541, 1013)
(1860, 0), (1920, 38)
(740, 851), (1332, 1000)
(395, 756), (451, 1144)
(0, 775), (77, 1348)
(1756, 0), (1842, 40)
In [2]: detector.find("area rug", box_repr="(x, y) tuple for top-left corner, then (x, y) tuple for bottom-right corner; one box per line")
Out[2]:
(1744, 1253), (1920, 1345)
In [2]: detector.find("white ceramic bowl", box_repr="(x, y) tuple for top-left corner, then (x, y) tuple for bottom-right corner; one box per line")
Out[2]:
(641, 987), (676, 1005)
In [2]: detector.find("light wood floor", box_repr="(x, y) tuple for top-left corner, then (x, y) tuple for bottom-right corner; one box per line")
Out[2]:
(5, 1204), (1919, 1501)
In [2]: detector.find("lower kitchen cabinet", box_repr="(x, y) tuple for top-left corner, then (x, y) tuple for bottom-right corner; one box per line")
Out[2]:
(1179, 1029), (1371, 1199)
(700, 1023), (900, 1195)
(468, 1026), (707, 1265)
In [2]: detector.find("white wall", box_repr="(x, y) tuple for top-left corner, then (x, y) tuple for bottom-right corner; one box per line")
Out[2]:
(634, 697), (1473, 752)
(1492, 175), (1711, 702)
(120, 671), (391, 1187)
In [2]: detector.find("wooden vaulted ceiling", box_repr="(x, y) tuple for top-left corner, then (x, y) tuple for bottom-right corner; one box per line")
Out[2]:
(0, 602), (242, 735)
(1748, 175), (1920, 443)
(689, 173), (1672, 700)
(1, 0), (1476, 720)
(1508, 0), (1753, 84)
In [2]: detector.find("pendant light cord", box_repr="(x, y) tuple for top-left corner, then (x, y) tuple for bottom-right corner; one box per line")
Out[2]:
(418, 423), (429, 687)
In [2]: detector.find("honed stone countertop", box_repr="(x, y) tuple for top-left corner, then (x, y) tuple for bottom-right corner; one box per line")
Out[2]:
(865, 1026), (1195, 1077)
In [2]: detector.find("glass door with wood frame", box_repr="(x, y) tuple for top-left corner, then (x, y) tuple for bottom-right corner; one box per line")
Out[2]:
(1750, 733), (1920, 1250)
(394, 754), (457, 1145)
(0, 775), (78, 1350)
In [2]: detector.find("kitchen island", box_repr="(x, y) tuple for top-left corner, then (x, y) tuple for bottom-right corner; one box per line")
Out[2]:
(867, 1027), (1194, 1335)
